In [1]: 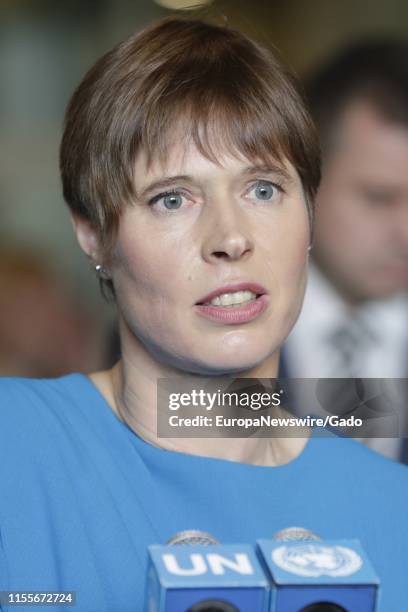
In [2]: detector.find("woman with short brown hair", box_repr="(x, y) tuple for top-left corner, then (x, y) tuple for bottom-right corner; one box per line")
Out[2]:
(0, 17), (406, 611)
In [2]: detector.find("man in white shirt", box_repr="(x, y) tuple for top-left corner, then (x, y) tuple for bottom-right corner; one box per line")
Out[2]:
(284, 40), (408, 462)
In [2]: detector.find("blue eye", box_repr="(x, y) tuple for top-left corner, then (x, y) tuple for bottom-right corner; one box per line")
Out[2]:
(149, 191), (184, 210)
(252, 181), (277, 200)
(162, 193), (183, 209)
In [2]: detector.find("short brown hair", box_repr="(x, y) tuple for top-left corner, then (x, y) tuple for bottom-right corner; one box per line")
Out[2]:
(60, 17), (320, 267)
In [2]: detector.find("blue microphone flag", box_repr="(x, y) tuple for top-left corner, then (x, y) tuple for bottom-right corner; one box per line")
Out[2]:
(145, 543), (269, 611)
(257, 538), (379, 611)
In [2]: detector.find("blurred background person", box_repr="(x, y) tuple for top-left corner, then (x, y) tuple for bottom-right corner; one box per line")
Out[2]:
(283, 40), (408, 462)
(0, 246), (106, 377)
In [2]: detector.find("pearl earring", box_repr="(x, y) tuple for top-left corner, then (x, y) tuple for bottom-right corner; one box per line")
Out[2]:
(95, 263), (109, 278)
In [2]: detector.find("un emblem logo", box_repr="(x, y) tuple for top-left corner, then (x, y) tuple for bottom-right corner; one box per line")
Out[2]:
(272, 544), (363, 577)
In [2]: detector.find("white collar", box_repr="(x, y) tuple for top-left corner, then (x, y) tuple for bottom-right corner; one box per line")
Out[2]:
(285, 261), (408, 377)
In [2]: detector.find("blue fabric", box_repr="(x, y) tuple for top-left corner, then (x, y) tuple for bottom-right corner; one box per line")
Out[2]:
(0, 373), (407, 611)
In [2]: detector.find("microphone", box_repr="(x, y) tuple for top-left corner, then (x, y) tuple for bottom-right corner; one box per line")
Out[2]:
(144, 528), (379, 611)
(144, 530), (269, 612)
(166, 530), (219, 546)
(257, 527), (379, 611)
(273, 527), (321, 543)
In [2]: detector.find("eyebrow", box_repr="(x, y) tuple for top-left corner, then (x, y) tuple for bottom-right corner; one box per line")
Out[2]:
(136, 163), (293, 199)
(137, 175), (192, 199)
(241, 163), (292, 181)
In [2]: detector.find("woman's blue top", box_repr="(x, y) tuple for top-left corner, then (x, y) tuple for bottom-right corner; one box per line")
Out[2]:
(0, 373), (407, 611)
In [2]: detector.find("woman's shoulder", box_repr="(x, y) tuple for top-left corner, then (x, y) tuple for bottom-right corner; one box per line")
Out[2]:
(0, 373), (115, 475)
(0, 372), (83, 407)
(0, 373), (92, 433)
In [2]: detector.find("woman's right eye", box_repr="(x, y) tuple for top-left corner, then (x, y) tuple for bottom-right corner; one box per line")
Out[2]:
(148, 190), (186, 210)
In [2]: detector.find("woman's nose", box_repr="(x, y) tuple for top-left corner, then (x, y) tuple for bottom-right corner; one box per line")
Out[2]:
(200, 199), (254, 263)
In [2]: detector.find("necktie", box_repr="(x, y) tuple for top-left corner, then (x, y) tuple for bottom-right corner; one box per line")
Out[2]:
(327, 315), (377, 378)
(325, 318), (408, 462)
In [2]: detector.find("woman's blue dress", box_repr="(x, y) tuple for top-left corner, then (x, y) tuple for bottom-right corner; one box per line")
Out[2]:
(0, 374), (407, 610)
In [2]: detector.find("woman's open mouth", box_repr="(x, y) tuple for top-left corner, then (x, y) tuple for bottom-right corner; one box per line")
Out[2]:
(195, 283), (268, 324)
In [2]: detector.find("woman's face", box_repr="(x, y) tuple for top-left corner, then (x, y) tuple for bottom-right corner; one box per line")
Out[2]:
(111, 142), (310, 375)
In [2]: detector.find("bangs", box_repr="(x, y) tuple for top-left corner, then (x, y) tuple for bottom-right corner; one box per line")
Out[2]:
(136, 78), (290, 175)
(125, 41), (309, 185)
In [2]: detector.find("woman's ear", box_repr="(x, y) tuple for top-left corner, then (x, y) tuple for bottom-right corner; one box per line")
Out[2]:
(69, 213), (101, 262)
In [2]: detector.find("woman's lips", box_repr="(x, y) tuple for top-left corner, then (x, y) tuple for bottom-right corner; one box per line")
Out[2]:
(194, 293), (269, 325)
(196, 282), (268, 305)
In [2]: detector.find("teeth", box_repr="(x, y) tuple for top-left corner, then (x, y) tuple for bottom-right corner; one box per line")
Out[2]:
(208, 290), (257, 307)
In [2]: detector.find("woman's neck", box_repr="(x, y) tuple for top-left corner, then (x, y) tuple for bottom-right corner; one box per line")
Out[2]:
(89, 330), (310, 467)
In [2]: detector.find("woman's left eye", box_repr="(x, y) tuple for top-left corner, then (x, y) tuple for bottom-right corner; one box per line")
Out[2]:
(247, 180), (281, 201)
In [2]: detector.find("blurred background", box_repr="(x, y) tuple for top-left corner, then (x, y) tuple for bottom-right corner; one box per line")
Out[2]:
(1, 0), (408, 378)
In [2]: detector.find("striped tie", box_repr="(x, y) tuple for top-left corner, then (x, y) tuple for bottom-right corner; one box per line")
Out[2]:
(326, 320), (408, 464)
(328, 316), (376, 378)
